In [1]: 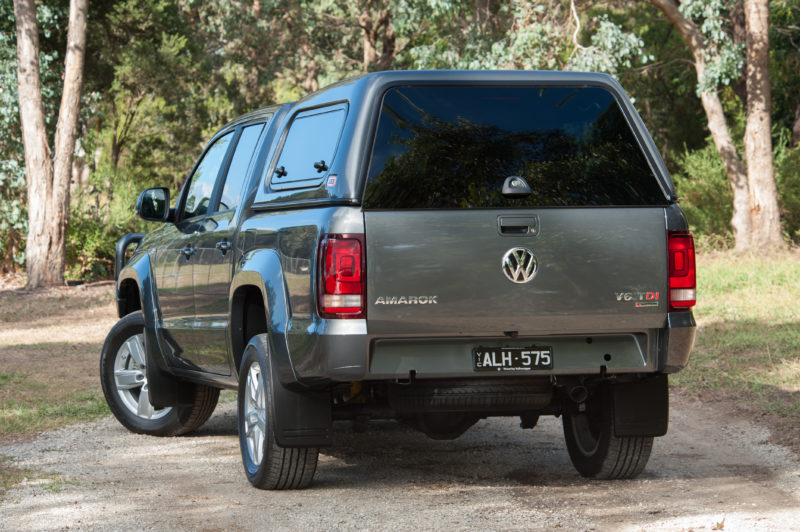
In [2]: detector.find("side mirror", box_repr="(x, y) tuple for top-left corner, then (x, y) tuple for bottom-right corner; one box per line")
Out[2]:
(136, 187), (171, 222)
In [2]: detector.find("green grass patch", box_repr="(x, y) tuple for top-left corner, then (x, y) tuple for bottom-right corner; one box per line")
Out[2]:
(672, 251), (800, 449)
(40, 477), (80, 493)
(0, 373), (28, 386)
(693, 251), (800, 324)
(0, 393), (110, 438)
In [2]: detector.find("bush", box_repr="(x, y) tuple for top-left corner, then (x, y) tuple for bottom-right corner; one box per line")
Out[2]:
(673, 137), (800, 247)
(66, 178), (145, 281)
(66, 207), (115, 281)
(671, 139), (733, 240)
(775, 145), (800, 244)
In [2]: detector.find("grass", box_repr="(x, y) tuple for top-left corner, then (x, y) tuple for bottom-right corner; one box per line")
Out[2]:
(0, 392), (110, 436)
(671, 250), (800, 449)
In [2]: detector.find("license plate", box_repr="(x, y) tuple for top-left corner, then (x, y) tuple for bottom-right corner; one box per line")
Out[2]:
(472, 346), (553, 372)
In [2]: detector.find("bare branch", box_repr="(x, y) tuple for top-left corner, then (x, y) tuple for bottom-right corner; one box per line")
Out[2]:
(570, 0), (587, 56)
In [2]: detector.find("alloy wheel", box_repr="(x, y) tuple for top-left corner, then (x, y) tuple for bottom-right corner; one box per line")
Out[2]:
(113, 333), (171, 420)
(243, 362), (267, 466)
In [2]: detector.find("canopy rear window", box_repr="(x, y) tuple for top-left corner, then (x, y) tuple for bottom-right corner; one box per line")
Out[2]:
(363, 86), (667, 209)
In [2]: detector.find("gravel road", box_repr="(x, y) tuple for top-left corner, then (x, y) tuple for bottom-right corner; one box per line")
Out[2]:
(2, 393), (799, 531)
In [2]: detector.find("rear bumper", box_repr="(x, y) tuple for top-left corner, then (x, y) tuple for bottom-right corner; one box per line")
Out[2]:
(288, 313), (696, 384)
(368, 333), (653, 379)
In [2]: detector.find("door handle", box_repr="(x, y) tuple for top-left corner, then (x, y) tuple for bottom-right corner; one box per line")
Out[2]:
(181, 245), (196, 258)
(497, 216), (539, 236)
(215, 241), (232, 255)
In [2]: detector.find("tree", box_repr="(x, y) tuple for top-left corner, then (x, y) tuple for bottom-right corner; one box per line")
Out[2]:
(743, 0), (781, 247)
(645, 0), (783, 250)
(405, 1), (649, 74)
(14, 0), (87, 288)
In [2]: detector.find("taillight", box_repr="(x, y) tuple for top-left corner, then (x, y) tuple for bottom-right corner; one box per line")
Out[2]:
(318, 234), (366, 319)
(668, 231), (696, 310)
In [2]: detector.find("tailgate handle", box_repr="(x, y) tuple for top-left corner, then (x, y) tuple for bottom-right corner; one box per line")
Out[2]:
(497, 216), (538, 236)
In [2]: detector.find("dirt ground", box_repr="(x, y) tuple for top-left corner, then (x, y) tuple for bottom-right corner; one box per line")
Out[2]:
(1, 395), (800, 531)
(0, 282), (116, 442)
(1, 282), (800, 531)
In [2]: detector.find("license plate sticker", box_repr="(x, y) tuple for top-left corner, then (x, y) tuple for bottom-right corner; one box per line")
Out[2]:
(472, 346), (553, 372)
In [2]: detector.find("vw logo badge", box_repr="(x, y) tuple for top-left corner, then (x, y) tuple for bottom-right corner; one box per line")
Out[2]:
(502, 247), (537, 283)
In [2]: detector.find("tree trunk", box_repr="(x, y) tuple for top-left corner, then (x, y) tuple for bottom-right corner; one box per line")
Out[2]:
(646, 0), (752, 249)
(358, 6), (395, 71)
(14, 0), (88, 288)
(15, 0), (55, 288)
(793, 104), (800, 148)
(744, 0), (783, 248)
(730, 0), (748, 105)
(299, 40), (319, 93)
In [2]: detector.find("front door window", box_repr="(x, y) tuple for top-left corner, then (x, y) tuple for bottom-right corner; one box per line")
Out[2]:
(182, 132), (234, 219)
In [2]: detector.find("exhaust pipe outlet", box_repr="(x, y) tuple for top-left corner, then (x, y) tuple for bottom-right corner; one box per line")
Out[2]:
(568, 386), (588, 404)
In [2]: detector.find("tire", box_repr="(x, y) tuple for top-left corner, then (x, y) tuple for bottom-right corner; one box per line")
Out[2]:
(100, 312), (220, 436)
(562, 394), (653, 480)
(237, 337), (318, 490)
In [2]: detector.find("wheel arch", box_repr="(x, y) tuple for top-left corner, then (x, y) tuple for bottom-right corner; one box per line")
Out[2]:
(230, 283), (268, 376)
(117, 277), (142, 317)
(229, 248), (298, 385)
(116, 253), (156, 325)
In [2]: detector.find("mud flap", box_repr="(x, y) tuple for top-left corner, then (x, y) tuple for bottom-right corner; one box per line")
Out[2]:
(612, 374), (669, 437)
(246, 335), (332, 447)
(143, 329), (197, 409)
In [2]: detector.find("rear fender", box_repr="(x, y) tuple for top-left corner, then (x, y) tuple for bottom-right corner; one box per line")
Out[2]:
(230, 248), (299, 387)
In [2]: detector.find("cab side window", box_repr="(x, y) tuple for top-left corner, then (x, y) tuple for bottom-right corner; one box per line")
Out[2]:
(218, 123), (265, 212)
(270, 104), (347, 190)
(182, 132), (234, 219)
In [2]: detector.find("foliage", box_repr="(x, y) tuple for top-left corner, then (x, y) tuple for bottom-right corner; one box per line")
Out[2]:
(568, 15), (652, 74)
(672, 138), (733, 239)
(769, 1), (800, 139)
(678, 0), (746, 94)
(673, 129), (800, 247)
(775, 140), (800, 243)
(613, 4), (707, 164)
(65, 206), (117, 281)
(405, 1), (650, 75)
(3, 0), (800, 280)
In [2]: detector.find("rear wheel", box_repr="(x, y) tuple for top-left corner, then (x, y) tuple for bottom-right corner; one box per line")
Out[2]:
(562, 394), (653, 479)
(237, 337), (318, 490)
(100, 312), (220, 436)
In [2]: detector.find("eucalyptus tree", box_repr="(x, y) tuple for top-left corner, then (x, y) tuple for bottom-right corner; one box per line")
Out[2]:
(14, 0), (87, 288)
(405, 1), (650, 76)
(645, 0), (783, 250)
(0, 2), (68, 273)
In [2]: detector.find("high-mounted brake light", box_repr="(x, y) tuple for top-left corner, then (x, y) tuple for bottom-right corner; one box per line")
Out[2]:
(668, 231), (696, 310)
(318, 234), (366, 319)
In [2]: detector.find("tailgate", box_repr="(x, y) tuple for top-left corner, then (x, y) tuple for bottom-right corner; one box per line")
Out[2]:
(365, 208), (667, 336)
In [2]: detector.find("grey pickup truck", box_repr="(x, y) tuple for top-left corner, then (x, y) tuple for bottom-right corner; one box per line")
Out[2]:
(101, 70), (696, 490)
